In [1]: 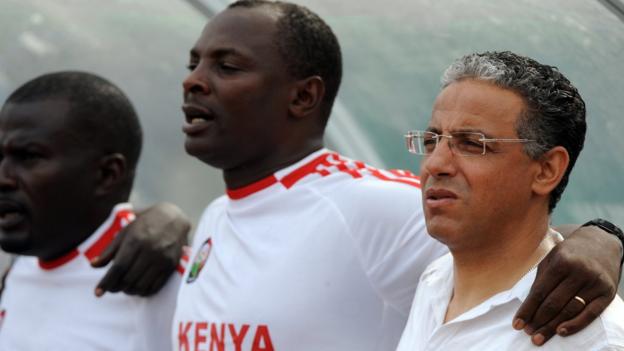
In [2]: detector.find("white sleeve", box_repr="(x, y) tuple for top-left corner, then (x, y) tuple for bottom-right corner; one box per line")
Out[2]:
(134, 273), (181, 351)
(339, 182), (448, 314)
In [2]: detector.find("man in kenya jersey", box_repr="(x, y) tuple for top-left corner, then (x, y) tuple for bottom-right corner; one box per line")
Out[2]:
(175, 149), (445, 351)
(174, 1), (624, 350)
(0, 72), (182, 350)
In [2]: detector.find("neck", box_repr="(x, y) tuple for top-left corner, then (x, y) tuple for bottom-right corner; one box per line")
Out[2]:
(39, 201), (122, 262)
(223, 139), (323, 189)
(444, 213), (557, 323)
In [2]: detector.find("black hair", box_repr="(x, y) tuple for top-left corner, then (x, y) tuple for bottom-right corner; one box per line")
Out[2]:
(229, 0), (342, 126)
(6, 71), (143, 186)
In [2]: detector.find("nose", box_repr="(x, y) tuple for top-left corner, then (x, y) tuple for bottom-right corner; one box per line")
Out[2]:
(182, 66), (211, 96)
(421, 137), (457, 179)
(0, 158), (17, 192)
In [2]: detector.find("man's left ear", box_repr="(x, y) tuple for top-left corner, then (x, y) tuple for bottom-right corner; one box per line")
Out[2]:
(95, 153), (128, 197)
(288, 76), (325, 119)
(532, 146), (570, 195)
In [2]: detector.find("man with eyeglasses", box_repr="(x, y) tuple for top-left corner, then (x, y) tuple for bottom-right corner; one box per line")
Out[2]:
(396, 51), (624, 350)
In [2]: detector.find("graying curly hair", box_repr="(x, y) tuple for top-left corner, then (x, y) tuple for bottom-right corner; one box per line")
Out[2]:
(441, 51), (586, 212)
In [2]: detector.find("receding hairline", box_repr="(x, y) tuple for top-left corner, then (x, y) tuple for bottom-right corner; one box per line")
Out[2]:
(191, 5), (286, 65)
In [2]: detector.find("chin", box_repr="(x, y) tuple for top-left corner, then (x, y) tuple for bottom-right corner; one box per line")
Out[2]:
(0, 234), (33, 255)
(191, 153), (229, 169)
(425, 217), (463, 246)
(185, 141), (227, 167)
(184, 138), (209, 156)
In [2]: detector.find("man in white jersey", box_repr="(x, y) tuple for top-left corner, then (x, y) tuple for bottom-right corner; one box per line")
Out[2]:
(174, 1), (624, 350)
(396, 51), (624, 350)
(0, 71), (181, 350)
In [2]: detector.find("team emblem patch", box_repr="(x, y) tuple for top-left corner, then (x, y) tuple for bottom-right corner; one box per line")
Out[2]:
(186, 238), (212, 283)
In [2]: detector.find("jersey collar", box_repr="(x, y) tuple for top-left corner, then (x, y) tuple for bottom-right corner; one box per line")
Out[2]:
(38, 203), (135, 270)
(225, 148), (331, 200)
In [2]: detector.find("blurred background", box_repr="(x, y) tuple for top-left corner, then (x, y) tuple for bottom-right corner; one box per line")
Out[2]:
(1, 0), (623, 293)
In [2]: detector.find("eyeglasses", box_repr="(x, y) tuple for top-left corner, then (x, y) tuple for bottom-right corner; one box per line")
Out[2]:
(405, 130), (536, 156)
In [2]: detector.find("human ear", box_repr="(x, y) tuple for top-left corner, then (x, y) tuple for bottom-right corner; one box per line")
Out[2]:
(288, 76), (325, 119)
(531, 146), (570, 196)
(95, 153), (128, 196)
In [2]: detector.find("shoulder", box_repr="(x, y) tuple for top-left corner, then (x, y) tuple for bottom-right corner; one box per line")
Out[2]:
(305, 152), (423, 220)
(552, 296), (624, 350)
(196, 195), (228, 225)
(596, 296), (624, 348)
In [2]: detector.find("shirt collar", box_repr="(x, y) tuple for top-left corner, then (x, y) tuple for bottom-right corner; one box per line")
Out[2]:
(434, 228), (563, 324)
(38, 203), (135, 270)
(225, 148), (332, 200)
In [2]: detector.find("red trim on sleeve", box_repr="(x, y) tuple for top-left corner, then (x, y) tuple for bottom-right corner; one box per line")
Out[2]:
(367, 167), (421, 188)
(176, 246), (191, 275)
(38, 249), (80, 270)
(226, 175), (278, 200)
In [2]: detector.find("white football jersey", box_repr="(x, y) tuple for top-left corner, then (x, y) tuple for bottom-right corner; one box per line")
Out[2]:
(0, 203), (181, 351)
(173, 149), (447, 351)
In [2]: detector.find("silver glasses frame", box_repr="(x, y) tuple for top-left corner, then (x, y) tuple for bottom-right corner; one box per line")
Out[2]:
(404, 130), (536, 156)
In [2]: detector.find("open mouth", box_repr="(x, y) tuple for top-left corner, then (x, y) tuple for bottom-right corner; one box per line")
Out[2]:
(0, 201), (26, 230)
(181, 104), (216, 135)
(182, 104), (216, 124)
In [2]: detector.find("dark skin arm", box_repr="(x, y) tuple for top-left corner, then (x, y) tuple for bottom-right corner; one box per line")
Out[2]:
(90, 202), (190, 297)
(514, 224), (623, 346)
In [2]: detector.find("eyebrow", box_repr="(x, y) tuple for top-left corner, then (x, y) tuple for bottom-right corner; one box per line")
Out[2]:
(5, 138), (46, 150)
(426, 126), (441, 134)
(189, 47), (246, 60)
(425, 126), (496, 138)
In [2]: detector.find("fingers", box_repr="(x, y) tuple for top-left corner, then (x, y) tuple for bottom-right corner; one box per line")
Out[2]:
(513, 256), (565, 330)
(144, 270), (170, 297)
(94, 203), (189, 297)
(125, 265), (162, 296)
(556, 295), (612, 336)
(528, 289), (591, 345)
(94, 234), (139, 297)
(522, 275), (611, 346)
(117, 254), (152, 296)
(522, 275), (585, 334)
(95, 259), (133, 297)
(90, 231), (124, 268)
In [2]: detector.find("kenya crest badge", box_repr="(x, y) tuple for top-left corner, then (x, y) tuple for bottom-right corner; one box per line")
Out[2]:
(186, 238), (212, 283)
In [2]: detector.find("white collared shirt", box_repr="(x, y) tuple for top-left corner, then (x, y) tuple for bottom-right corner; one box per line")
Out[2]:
(396, 249), (624, 351)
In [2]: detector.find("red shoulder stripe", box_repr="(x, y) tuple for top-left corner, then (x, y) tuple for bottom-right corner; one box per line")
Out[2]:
(225, 152), (421, 200)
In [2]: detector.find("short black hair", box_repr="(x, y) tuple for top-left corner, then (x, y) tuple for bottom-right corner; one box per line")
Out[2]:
(6, 71), (143, 181)
(228, 0), (342, 126)
(442, 51), (586, 212)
